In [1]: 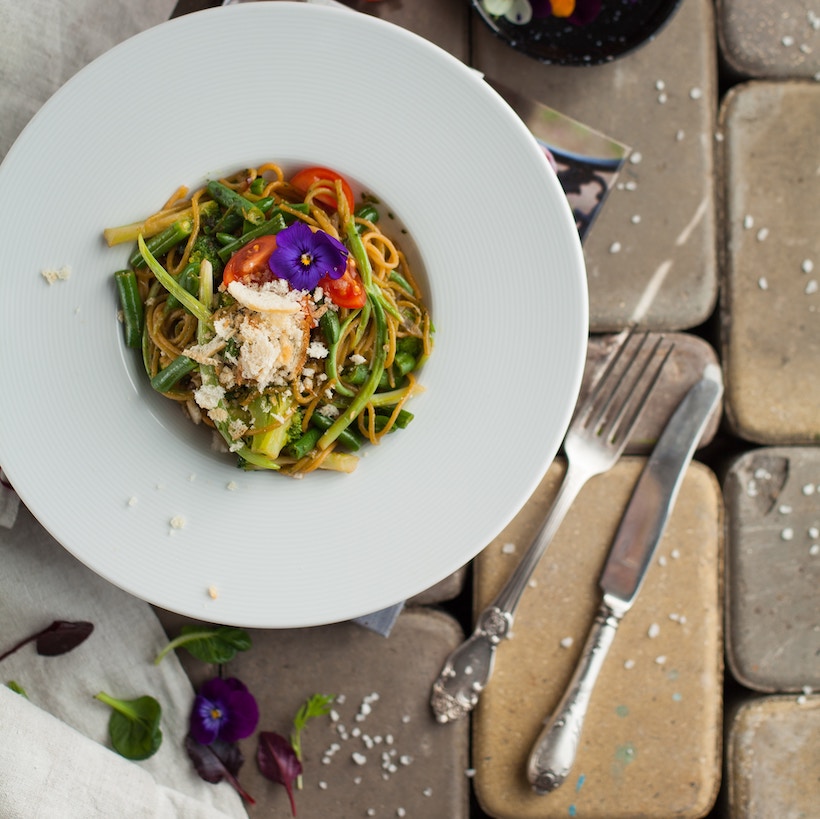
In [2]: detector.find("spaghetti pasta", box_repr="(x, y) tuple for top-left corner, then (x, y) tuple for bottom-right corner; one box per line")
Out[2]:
(109, 163), (432, 476)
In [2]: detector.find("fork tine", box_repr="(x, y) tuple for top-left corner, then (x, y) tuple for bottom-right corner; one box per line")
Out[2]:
(602, 335), (674, 444)
(574, 325), (637, 428)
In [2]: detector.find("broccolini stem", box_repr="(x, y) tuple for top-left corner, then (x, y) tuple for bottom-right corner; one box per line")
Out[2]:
(138, 235), (211, 325)
(318, 295), (388, 450)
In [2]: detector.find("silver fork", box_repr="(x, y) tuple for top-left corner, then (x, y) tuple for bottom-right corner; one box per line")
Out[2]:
(430, 328), (674, 723)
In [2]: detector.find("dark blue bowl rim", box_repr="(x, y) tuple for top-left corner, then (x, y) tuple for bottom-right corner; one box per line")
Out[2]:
(471, 0), (686, 66)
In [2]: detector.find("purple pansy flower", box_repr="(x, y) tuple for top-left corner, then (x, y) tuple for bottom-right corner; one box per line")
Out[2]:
(268, 221), (348, 291)
(190, 676), (259, 745)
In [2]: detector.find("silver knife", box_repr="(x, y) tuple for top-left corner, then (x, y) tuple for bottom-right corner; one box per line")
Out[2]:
(526, 365), (723, 795)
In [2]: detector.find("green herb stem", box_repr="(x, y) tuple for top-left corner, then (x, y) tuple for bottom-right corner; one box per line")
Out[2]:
(137, 235), (212, 324)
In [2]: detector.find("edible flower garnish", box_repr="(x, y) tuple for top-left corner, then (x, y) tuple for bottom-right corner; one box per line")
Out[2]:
(268, 221), (348, 291)
(190, 676), (260, 745)
(481, 0), (603, 26)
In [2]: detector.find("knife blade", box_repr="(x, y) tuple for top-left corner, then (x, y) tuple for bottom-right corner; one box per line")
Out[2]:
(527, 365), (723, 795)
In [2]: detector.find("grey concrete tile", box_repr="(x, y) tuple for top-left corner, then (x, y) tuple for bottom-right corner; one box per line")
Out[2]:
(725, 694), (820, 819)
(718, 81), (820, 445)
(717, 0), (820, 79)
(471, 459), (723, 819)
(472, 0), (719, 332)
(338, 0), (470, 60)
(723, 446), (820, 692)
(408, 567), (466, 606)
(224, 607), (470, 818)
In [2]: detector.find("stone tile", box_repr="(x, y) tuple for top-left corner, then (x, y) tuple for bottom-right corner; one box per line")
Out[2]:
(408, 566), (466, 606)
(723, 446), (820, 692)
(725, 694), (820, 819)
(472, 0), (718, 332)
(338, 0), (470, 61)
(225, 607), (470, 818)
(718, 81), (820, 445)
(583, 332), (722, 454)
(716, 0), (820, 79)
(472, 459), (722, 819)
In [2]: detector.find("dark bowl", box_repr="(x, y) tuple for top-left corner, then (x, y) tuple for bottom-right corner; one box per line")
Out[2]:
(471, 0), (685, 66)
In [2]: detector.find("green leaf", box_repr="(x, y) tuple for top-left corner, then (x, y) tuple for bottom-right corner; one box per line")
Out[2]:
(95, 691), (162, 760)
(6, 680), (28, 698)
(293, 694), (335, 734)
(154, 625), (252, 665)
(290, 693), (335, 790)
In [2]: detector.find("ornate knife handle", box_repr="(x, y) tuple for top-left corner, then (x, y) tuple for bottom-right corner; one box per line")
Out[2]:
(527, 604), (622, 794)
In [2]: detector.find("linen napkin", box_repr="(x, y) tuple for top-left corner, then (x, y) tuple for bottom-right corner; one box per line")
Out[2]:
(0, 0), (177, 160)
(0, 502), (247, 818)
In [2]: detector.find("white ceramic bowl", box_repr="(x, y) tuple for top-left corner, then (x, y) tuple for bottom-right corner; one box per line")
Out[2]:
(0, 2), (587, 627)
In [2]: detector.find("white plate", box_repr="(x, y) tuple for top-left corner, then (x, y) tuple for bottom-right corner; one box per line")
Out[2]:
(0, 2), (587, 627)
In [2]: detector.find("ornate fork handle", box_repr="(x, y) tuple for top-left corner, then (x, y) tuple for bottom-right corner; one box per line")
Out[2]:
(527, 602), (621, 793)
(430, 463), (590, 723)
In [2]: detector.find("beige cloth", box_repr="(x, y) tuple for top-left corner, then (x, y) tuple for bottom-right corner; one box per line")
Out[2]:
(0, 505), (248, 818)
(0, 0), (177, 159)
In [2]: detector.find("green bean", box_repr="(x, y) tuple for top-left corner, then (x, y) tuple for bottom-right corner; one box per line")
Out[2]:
(375, 408), (414, 429)
(249, 177), (266, 195)
(206, 181), (265, 225)
(396, 336), (422, 356)
(286, 427), (322, 460)
(150, 355), (197, 393)
(254, 196), (275, 214)
(345, 363), (391, 390)
(129, 219), (192, 269)
(309, 411), (361, 451)
(212, 206), (244, 235)
(114, 270), (144, 349)
(217, 211), (288, 262)
(319, 309), (340, 346)
(389, 269), (415, 295)
(354, 203), (379, 224)
(393, 351), (416, 376)
(164, 262), (200, 314)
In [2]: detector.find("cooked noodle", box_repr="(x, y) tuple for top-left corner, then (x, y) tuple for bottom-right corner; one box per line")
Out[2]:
(109, 163), (433, 476)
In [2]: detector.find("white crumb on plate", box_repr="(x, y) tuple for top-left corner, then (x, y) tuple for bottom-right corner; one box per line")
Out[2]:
(41, 265), (71, 284)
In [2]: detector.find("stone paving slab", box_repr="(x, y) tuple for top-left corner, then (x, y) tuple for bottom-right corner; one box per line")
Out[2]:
(725, 694), (820, 818)
(338, 0), (470, 60)
(718, 80), (820, 445)
(716, 0), (820, 79)
(723, 446), (820, 692)
(471, 458), (722, 819)
(224, 607), (470, 818)
(472, 0), (719, 333)
(583, 332), (722, 454)
(408, 566), (466, 606)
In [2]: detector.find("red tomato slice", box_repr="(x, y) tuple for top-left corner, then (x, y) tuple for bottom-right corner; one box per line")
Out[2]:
(320, 258), (366, 309)
(291, 166), (355, 213)
(222, 234), (278, 287)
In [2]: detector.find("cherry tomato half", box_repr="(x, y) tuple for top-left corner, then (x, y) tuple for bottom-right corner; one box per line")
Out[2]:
(290, 166), (355, 214)
(320, 258), (366, 309)
(222, 234), (278, 287)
